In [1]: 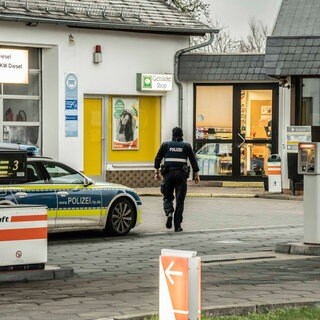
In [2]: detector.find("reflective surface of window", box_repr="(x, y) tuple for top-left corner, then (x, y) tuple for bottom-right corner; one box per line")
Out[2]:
(196, 142), (233, 176)
(240, 90), (272, 140)
(302, 78), (320, 126)
(195, 86), (274, 177)
(240, 143), (271, 176)
(0, 47), (41, 147)
(196, 86), (233, 140)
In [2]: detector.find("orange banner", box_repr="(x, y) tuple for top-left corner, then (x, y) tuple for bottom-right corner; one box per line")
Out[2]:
(0, 227), (47, 241)
(11, 215), (47, 222)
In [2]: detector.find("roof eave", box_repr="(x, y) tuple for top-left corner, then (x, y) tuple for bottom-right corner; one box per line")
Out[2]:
(0, 14), (214, 36)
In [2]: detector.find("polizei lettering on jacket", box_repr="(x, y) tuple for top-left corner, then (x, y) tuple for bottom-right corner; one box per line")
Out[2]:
(67, 197), (92, 205)
(169, 147), (183, 152)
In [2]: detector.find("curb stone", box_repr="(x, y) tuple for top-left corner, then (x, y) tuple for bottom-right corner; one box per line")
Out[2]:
(108, 300), (320, 320)
(275, 242), (320, 256)
(0, 265), (74, 283)
(137, 191), (302, 200)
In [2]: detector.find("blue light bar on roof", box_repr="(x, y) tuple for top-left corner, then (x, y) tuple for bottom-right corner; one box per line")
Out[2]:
(0, 143), (40, 156)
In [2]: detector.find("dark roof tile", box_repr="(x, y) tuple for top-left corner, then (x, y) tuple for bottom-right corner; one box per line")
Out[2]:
(273, 0), (320, 36)
(179, 54), (275, 82)
(265, 36), (320, 76)
(0, 0), (214, 35)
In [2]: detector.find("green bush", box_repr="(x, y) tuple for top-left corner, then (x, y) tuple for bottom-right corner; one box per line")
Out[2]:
(144, 306), (320, 320)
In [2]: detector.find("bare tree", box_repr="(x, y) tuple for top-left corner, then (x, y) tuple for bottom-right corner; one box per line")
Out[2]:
(168, 0), (216, 49)
(207, 20), (238, 53)
(168, 1), (269, 53)
(169, 0), (211, 23)
(236, 18), (269, 53)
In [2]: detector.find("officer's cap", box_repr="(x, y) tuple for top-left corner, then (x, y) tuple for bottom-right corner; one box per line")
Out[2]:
(172, 127), (183, 138)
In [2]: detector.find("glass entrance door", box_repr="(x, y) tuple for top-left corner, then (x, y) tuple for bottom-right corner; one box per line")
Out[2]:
(195, 85), (234, 176)
(194, 84), (278, 180)
(237, 89), (273, 177)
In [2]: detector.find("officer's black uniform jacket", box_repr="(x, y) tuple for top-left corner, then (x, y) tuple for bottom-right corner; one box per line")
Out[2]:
(154, 139), (199, 173)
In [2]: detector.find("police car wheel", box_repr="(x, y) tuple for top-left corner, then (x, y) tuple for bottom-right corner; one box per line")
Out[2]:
(105, 198), (135, 236)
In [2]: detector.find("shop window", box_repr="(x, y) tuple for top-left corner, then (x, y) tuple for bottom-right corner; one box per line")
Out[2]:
(27, 48), (40, 69)
(301, 78), (320, 126)
(3, 72), (40, 95)
(3, 125), (39, 145)
(3, 99), (39, 122)
(240, 143), (271, 176)
(195, 142), (233, 176)
(0, 47), (41, 147)
(195, 85), (275, 178)
(195, 86), (233, 140)
(240, 90), (272, 177)
(240, 90), (272, 140)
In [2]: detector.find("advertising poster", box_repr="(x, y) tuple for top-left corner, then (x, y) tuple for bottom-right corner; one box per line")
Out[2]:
(112, 98), (139, 150)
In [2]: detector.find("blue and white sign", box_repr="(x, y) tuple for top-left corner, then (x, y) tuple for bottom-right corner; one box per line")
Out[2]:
(65, 73), (78, 137)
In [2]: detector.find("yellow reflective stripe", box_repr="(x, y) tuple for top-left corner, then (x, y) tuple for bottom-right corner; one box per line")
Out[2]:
(137, 208), (142, 224)
(56, 209), (102, 217)
(7, 185), (57, 191)
(47, 210), (56, 219)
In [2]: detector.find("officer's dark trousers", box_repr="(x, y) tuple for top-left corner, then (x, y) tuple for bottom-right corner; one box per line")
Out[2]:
(162, 169), (187, 228)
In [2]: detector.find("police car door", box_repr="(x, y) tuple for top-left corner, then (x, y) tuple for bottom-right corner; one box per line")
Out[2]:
(10, 162), (57, 229)
(43, 161), (102, 229)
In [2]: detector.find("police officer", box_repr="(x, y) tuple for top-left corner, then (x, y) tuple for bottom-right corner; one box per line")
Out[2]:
(154, 127), (200, 232)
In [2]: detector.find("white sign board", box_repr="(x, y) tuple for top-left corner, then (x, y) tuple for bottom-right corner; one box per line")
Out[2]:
(0, 49), (29, 84)
(137, 73), (173, 91)
(0, 205), (47, 267)
(286, 126), (311, 153)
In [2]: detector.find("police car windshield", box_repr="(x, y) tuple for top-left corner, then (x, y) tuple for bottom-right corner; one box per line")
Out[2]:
(43, 161), (85, 184)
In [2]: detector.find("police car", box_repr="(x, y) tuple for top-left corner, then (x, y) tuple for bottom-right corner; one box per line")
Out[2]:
(0, 143), (142, 236)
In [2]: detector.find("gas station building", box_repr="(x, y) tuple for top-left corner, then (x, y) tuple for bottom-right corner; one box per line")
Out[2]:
(1, 0), (320, 193)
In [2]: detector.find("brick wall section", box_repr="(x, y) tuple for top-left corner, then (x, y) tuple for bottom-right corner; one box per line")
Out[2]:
(106, 170), (161, 188)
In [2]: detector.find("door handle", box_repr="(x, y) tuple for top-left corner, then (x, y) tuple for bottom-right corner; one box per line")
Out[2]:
(57, 191), (69, 197)
(15, 192), (28, 197)
(237, 133), (245, 148)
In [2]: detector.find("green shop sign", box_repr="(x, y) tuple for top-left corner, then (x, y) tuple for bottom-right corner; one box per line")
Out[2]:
(136, 73), (173, 91)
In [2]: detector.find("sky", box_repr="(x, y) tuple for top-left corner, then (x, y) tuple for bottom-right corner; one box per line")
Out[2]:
(204, 0), (282, 39)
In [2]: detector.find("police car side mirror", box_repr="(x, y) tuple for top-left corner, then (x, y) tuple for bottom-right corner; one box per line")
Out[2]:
(84, 177), (94, 187)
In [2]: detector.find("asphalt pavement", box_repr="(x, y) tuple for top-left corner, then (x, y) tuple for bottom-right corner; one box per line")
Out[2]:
(2, 183), (320, 320)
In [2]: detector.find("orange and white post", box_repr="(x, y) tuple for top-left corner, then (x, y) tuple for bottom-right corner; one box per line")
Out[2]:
(159, 249), (201, 320)
(0, 205), (48, 267)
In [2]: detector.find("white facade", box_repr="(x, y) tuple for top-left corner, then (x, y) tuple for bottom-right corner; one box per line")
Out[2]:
(0, 20), (190, 171)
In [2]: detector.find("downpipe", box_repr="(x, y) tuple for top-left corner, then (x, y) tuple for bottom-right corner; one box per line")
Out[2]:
(174, 31), (218, 127)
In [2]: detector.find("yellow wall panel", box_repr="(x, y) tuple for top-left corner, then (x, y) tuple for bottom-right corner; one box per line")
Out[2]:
(108, 96), (161, 162)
